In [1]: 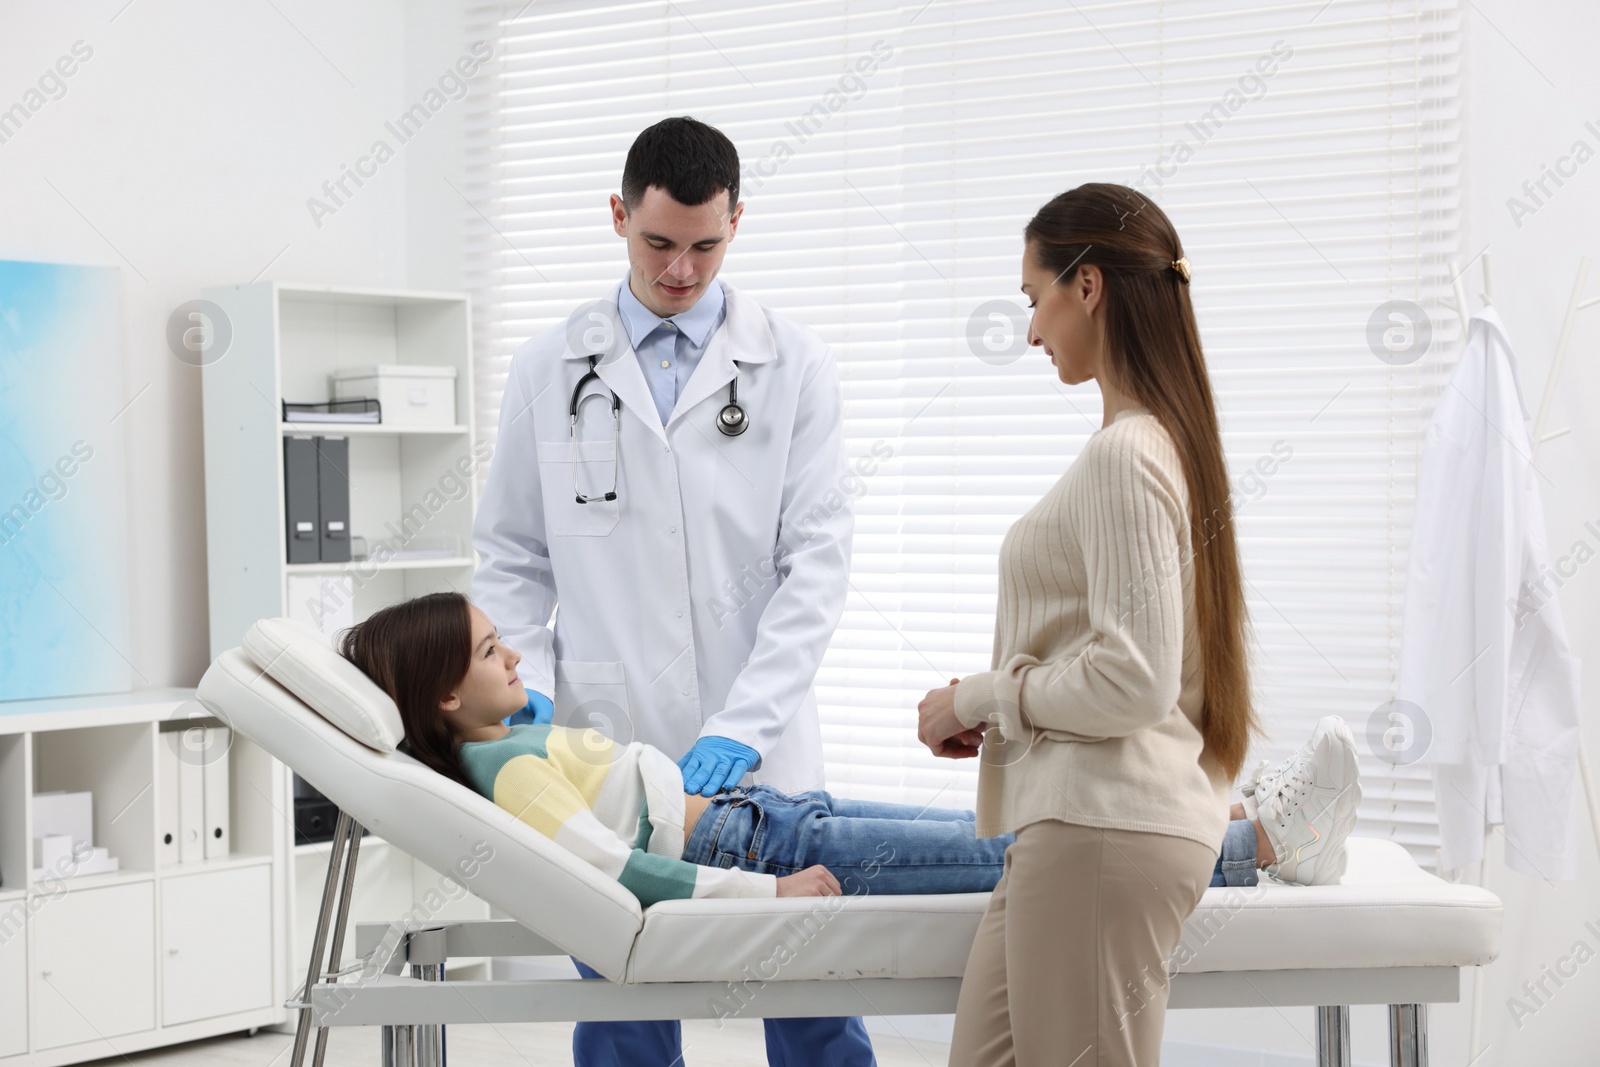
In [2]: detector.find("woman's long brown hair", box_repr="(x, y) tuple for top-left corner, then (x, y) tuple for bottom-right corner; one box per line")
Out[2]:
(339, 592), (476, 787)
(1024, 183), (1258, 779)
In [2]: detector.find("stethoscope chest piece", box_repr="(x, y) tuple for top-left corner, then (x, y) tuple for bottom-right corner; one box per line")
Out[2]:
(716, 401), (748, 436)
(715, 371), (749, 436)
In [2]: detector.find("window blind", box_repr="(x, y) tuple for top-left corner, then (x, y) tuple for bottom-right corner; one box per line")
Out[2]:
(463, 0), (1461, 868)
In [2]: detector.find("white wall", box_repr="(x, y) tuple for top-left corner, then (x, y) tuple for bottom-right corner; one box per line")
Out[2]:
(400, 0), (472, 296)
(0, 1), (429, 687)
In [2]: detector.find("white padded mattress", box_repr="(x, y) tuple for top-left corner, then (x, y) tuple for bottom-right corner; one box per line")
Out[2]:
(624, 838), (1500, 983)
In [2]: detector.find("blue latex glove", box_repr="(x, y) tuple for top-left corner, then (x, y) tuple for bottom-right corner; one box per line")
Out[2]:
(677, 735), (760, 796)
(504, 689), (554, 727)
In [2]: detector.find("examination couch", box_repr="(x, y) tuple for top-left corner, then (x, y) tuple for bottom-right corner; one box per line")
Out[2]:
(195, 619), (1502, 1067)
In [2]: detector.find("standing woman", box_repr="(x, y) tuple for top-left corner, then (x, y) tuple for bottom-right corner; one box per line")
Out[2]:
(920, 183), (1257, 1066)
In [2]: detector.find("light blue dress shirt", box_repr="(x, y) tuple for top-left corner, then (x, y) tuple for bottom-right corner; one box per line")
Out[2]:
(615, 273), (728, 425)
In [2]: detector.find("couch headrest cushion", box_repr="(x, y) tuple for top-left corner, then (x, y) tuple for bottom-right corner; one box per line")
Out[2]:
(242, 617), (404, 753)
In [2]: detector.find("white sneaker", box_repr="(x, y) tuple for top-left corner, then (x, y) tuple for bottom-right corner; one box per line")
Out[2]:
(1251, 716), (1362, 886)
(1238, 758), (1273, 821)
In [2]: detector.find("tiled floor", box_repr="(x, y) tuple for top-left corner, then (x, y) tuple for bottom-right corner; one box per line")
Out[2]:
(99, 1021), (954, 1066)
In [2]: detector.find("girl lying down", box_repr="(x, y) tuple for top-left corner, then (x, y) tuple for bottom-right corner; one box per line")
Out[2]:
(339, 593), (1361, 905)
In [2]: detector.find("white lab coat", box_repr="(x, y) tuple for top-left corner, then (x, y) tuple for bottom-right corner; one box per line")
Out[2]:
(1397, 308), (1582, 880)
(471, 279), (852, 792)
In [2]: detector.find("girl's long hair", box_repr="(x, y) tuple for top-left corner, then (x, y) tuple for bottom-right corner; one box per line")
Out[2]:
(339, 592), (475, 787)
(1024, 183), (1258, 779)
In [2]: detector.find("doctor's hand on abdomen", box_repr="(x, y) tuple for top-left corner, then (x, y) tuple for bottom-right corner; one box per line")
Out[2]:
(678, 735), (761, 796)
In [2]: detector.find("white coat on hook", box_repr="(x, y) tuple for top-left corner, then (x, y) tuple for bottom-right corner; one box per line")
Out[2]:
(471, 279), (852, 792)
(1397, 307), (1582, 880)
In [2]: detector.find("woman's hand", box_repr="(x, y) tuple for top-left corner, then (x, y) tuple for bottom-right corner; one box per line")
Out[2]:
(919, 678), (984, 759)
(776, 864), (841, 897)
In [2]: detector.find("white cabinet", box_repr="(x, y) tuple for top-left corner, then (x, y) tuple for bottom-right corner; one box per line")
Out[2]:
(32, 881), (155, 1051)
(0, 912), (26, 1057)
(161, 865), (272, 1026)
(0, 691), (288, 1065)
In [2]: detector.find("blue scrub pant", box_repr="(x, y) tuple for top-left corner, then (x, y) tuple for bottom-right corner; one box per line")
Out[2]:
(571, 959), (877, 1066)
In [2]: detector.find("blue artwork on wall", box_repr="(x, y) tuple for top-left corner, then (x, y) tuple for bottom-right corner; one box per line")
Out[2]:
(0, 259), (131, 704)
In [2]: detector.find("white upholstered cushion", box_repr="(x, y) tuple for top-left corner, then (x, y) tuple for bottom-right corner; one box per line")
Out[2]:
(623, 837), (1500, 984)
(1171, 837), (1501, 974)
(242, 616), (404, 752)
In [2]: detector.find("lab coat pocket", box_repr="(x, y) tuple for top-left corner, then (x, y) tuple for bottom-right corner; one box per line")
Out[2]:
(538, 439), (620, 536)
(553, 659), (633, 744)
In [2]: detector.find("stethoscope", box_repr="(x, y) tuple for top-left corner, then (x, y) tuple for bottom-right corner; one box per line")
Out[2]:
(568, 354), (749, 504)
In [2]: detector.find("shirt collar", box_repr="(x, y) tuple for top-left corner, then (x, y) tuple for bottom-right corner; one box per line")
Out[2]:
(615, 272), (726, 351)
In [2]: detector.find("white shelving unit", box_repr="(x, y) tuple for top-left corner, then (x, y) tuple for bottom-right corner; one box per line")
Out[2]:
(0, 690), (283, 1066)
(198, 282), (494, 1018)
(201, 282), (486, 655)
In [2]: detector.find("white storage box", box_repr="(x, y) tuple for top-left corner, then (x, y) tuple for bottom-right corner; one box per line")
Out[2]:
(332, 364), (458, 427)
(34, 790), (93, 853)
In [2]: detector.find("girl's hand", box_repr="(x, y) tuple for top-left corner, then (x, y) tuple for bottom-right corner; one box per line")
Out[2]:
(919, 678), (983, 759)
(776, 865), (841, 897)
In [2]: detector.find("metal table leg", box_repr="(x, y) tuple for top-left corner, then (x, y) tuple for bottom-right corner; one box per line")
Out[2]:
(407, 927), (448, 1067)
(1317, 1005), (1352, 1067)
(312, 817), (363, 1067)
(377, 926), (448, 1067)
(291, 811), (358, 1067)
(382, 1023), (416, 1067)
(1389, 1003), (1428, 1067)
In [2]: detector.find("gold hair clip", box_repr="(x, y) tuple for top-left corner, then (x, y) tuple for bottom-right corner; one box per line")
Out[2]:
(1171, 256), (1191, 283)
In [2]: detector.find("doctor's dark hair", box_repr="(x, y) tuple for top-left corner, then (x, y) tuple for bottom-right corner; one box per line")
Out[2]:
(620, 116), (740, 214)
(338, 592), (474, 788)
(1024, 183), (1259, 780)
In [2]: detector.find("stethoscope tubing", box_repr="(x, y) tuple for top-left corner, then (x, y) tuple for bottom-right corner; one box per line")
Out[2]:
(568, 354), (749, 437)
(567, 354), (749, 503)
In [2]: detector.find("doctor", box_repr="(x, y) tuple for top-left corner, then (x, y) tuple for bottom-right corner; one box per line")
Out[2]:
(471, 117), (873, 1066)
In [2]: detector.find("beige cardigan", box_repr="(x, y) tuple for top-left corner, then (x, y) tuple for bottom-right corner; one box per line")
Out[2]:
(953, 408), (1230, 851)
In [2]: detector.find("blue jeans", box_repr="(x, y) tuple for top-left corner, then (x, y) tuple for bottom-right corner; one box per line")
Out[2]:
(687, 786), (1252, 893)
(1210, 816), (1259, 886)
(680, 785), (1014, 894)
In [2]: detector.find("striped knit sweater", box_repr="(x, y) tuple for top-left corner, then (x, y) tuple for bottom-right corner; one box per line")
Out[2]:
(952, 407), (1231, 850)
(457, 724), (776, 904)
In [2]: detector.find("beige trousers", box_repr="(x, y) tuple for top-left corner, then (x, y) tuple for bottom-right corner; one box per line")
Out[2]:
(948, 819), (1216, 1067)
